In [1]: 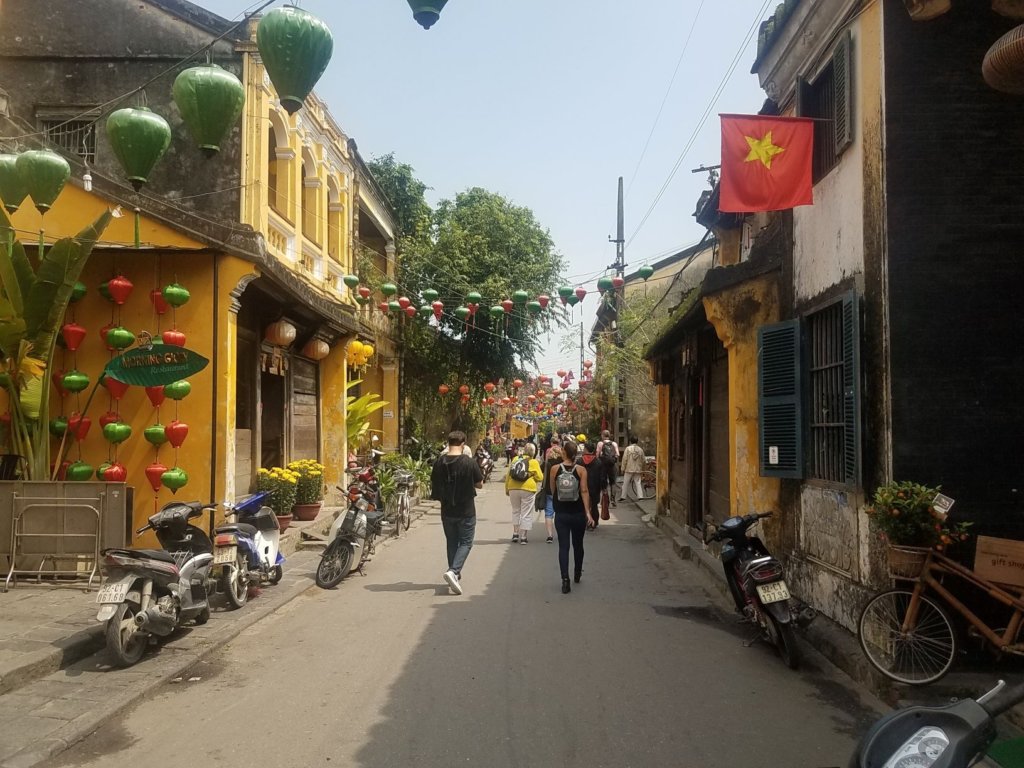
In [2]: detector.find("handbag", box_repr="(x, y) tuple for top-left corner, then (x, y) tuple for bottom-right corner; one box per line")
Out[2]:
(534, 486), (546, 511)
(600, 489), (610, 520)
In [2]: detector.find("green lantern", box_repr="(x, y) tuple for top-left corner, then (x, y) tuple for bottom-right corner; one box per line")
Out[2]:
(597, 276), (614, 293)
(380, 283), (398, 297)
(343, 274), (360, 290)
(256, 6), (334, 115)
(70, 281), (87, 303)
(566, 295), (580, 307)
(16, 150), (70, 213)
(421, 288), (439, 302)
(417, 305), (432, 318)
(489, 305), (505, 319)
(454, 306), (470, 321)
(106, 108), (172, 190)
(172, 65), (245, 158)
(466, 291), (482, 305)
(639, 264), (655, 281)
(0, 154), (28, 213)
(388, 300), (402, 314)
(526, 300), (542, 315)
(557, 286), (574, 300)
(512, 289), (529, 304)
(355, 295), (369, 306)
(66, 461), (95, 482)
(407, 0), (449, 29)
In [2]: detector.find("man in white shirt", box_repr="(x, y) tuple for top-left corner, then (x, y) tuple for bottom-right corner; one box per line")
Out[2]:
(618, 435), (645, 502)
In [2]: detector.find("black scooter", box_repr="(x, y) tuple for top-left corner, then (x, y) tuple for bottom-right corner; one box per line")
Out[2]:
(96, 501), (217, 667)
(705, 511), (814, 669)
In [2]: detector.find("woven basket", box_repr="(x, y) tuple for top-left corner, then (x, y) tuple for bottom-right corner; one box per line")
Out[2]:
(887, 545), (928, 579)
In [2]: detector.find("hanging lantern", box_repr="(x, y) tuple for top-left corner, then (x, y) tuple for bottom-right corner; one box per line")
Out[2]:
(454, 306), (470, 322)
(432, 300), (444, 320)
(348, 340), (364, 358)
(256, 5), (334, 115)
(403, 305), (416, 318)
(574, 287), (587, 302)
(0, 154), (28, 213)
(60, 323), (87, 352)
(166, 420), (190, 449)
(358, 285), (371, 299)
(380, 282), (398, 298)
(162, 329), (187, 347)
(597, 276), (614, 293)
(343, 274), (361, 290)
(612, 276), (625, 289)
(422, 288), (439, 302)
(438, 384), (450, 395)
(458, 385), (470, 395)
(526, 300), (542, 315)
(501, 299), (514, 314)
(70, 282), (87, 303)
(265, 319), (297, 346)
(583, 360), (593, 369)
(639, 264), (655, 280)
(512, 289), (529, 305)
(378, 301), (390, 314)
(361, 343), (374, 358)
(466, 291), (482, 306)
(460, 394), (470, 404)
(15, 150), (70, 213)
(388, 300), (402, 314)
(398, 296), (412, 309)
(417, 305), (433, 318)
(355, 296), (370, 306)
(512, 379), (523, 389)
(556, 369), (567, 378)
(489, 305), (505, 320)
(145, 462), (169, 492)
(162, 283), (191, 307)
(537, 294), (550, 310)
(557, 286), (574, 304)
(106, 108), (172, 190)
(484, 382), (496, 393)
(146, 386), (166, 407)
(108, 275), (134, 305)
(150, 288), (171, 315)
(106, 326), (135, 350)
(566, 294), (580, 307)
(301, 338), (330, 360)
(407, 0), (449, 29)
(172, 65), (245, 157)
(161, 466), (189, 493)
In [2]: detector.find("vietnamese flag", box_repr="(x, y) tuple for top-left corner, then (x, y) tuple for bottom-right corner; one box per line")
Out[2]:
(719, 114), (814, 213)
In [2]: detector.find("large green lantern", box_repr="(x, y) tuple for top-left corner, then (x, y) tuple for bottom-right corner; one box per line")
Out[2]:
(407, 0), (449, 29)
(15, 150), (70, 213)
(512, 289), (529, 305)
(0, 154), (28, 213)
(380, 283), (398, 297)
(106, 108), (172, 190)
(256, 6), (334, 115)
(638, 264), (655, 281)
(172, 65), (245, 158)
(597, 276), (614, 293)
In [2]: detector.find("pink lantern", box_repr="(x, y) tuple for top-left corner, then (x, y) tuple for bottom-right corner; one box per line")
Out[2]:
(404, 306), (416, 318)
(432, 300), (444, 320)
(398, 296), (412, 309)
(501, 299), (514, 314)
(537, 294), (550, 310)
(574, 287), (587, 301)
(612, 276), (625, 289)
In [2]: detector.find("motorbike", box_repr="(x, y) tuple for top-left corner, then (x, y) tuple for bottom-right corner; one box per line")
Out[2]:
(704, 511), (814, 669)
(96, 501), (217, 667)
(476, 448), (494, 482)
(315, 471), (386, 588)
(850, 678), (1024, 767)
(211, 491), (284, 609)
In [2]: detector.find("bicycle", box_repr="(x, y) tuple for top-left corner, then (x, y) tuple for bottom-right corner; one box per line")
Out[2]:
(616, 468), (656, 501)
(383, 471), (413, 536)
(858, 545), (1024, 685)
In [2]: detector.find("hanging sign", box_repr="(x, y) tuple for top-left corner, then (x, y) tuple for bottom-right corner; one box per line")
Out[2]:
(104, 341), (209, 386)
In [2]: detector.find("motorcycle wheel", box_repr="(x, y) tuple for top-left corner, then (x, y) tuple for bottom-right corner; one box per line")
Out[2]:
(194, 607), (210, 626)
(106, 603), (148, 667)
(767, 613), (801, 670)
(224, 555), (249, 609)
(269, 565), (283, 585)
(316, 539), (352, 589)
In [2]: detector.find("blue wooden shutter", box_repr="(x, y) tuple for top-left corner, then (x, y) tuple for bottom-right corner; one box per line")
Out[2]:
(833, 31), (853, 156)
(758, 320), (803, 478)
(842, 292), (861, 486)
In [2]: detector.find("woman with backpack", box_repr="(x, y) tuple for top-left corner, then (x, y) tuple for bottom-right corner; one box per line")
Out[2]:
(536, 436), (563, 543)
(548, 440), (594, 594)
(505, 442), (543, 544)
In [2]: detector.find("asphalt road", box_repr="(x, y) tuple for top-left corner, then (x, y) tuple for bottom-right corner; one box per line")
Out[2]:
(44, 473), (883, 768)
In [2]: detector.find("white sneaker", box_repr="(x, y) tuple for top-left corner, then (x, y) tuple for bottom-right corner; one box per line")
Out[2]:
(443, 569), (463, 595)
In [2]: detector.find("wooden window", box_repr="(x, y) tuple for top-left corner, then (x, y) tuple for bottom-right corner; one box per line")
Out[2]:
(268, 128), (281, 217)
(758, 319), (803, 478)
(797, 31), (853, 182)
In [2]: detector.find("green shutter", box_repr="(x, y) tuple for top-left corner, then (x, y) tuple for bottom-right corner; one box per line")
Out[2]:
(842, 292), (861, 486)
(758, 320), (803, 479)
(833, 31), (853, 156)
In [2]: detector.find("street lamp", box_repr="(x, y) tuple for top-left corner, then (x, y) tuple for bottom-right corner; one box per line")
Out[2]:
(407, 0), (449, 29)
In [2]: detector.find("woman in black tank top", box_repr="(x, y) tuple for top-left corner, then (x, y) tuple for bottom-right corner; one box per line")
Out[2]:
(547, 440), (594, 593)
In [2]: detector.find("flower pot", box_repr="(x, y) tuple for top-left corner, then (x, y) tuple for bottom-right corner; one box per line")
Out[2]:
(291, 502), (322, 521)
(276, 513), (293, 533)
(887, 545), (928, 580)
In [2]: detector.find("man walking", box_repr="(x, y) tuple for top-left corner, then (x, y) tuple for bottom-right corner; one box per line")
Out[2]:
(596, 429), (620, 508)
(618, 435), (645, 503)
(430, 431), (484, 595)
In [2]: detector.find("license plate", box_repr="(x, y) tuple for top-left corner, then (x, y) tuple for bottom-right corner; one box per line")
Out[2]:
(756, 580), (790, 604)
(95, 581), (131, 604)
(213, 546), (237, 565)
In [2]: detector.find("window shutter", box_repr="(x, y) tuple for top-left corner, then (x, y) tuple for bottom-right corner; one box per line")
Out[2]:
(758, 320), (803, 479)
(842, 292), (861, 487)
(833, 31), (853, 156)
(794, 74), (808, 118)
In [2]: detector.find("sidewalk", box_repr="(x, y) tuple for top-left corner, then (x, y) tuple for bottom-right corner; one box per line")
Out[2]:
(0, 500), (432, 768)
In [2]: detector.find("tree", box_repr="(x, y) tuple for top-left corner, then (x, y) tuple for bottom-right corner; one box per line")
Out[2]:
(366, 153), (431, 241)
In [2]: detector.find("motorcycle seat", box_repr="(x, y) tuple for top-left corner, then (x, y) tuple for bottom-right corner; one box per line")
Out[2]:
(105, 547), (176, 564)
(216, 523), (258, 537)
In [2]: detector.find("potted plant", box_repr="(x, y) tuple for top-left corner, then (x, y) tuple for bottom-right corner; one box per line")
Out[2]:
(288, 459), (325, 520)
(256, 466), (299, 532)
(864, 480), (970, 577)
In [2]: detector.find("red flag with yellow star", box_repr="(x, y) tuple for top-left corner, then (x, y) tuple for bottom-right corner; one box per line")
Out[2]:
(719, 114), (814, 213)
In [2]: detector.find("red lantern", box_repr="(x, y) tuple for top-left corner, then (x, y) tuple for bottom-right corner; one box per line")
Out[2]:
(150, 288), (170, 315)
(501, 397), (510, 405)
(51, 369), (68, 397)
(358, 286), (371, 299)
(574, 287), (587, 301)
(458, 385), (469, 395)
(99, 410), (120, 428)
(612, 276), (625, 289)
(103, 462), (128, 482)
(537, 294), (550, 310)
(487, 397), (495, 405)
(398, 296), (411, 309)
(108, 275), (134, 305)
(556, 369), (567, 378)
(101, 376), (130, 400)
(68, 414), (92, 441)
(467, 303), (479, 316)
(584, 360), (593, 369)
(460, 394), (470, 404)
(378, 302), (390, 314)
(537, 389), (546, 397)
(145, 462), (168, 492)
(404, 306), (416, 318)
(162, 328), (187, 347)
(527, 395), (536, 402)
(512, 379), (523, 388)
(483, 382), (496, 393)
(146, 386), (165, 407)
(438, 384), (450, 395)
(501, 299), (513, 314)
(61, 322), (87, 352)
(98, 322), (115, 351)
(166, 420), (189, 448)
(432, 300), (444, 320)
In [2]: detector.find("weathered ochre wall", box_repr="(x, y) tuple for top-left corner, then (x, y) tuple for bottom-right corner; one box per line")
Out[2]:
(320, 341), (350, 506)
(656, 382), (670, 514)
(703, 275), (781, 521)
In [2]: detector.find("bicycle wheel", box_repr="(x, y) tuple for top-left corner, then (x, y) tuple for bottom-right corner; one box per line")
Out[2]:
(399, 492), (411, 531)
(383, 494), (400, 536)
(639, 470), (656, 500)
(858, 588), (957, 685)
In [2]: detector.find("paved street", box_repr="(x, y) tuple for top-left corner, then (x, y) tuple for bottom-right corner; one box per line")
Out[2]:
(38, 474), (882, 768)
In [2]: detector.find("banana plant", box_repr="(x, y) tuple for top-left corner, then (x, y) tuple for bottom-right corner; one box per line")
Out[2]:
(345, 379), (388, 450)
(0, 206), (112, 478)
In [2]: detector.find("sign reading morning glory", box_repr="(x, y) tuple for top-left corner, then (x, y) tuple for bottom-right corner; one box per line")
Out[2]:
(104, 343), (209, 386)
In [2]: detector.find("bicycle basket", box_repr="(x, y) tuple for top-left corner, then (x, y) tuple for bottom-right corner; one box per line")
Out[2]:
(887, 545), (928, 579)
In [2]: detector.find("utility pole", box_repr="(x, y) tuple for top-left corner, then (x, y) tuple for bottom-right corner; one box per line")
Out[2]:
(607, 176), (626, 445)
(579, 323), (584, 383)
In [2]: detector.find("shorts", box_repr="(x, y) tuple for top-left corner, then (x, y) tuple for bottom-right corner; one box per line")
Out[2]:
(544, 495), (555, 519)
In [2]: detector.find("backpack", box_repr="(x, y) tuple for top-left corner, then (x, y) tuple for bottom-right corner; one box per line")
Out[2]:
(509, 457), (530, 482)
(555, 464), (580, 502)
(600, 441), (617, 466)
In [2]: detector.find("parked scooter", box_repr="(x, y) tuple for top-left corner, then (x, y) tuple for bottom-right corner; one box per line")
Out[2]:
(96, 501), (217, 667)
(315, 472), (386, 588)
(704, 511), (814, 669)
(211, 492), (284, 609)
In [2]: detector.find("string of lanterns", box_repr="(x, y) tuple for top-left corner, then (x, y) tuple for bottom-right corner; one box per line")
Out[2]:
(432, 363), (598, 418)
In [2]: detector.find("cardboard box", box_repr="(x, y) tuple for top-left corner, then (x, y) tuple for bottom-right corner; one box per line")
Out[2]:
(974, 536), (1024, 588)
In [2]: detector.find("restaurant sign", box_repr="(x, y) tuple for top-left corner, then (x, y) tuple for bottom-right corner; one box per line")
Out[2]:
(104, 343), (209, 387)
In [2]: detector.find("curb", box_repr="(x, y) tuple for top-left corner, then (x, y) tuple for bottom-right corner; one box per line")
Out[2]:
(0, 626), (104, 698)
(0, 502), (433, 768)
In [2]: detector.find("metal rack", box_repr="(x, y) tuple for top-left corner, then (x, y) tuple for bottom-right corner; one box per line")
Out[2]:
(3, 493), (102, 592)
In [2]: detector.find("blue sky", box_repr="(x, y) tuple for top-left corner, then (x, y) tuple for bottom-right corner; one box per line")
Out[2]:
(199, 0), (772, 374)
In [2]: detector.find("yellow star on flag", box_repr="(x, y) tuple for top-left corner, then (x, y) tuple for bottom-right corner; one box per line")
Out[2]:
(744, 131), (785, 169)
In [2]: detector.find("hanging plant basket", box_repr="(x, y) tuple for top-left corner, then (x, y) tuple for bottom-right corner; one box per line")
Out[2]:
(887, 545), (928, 580)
